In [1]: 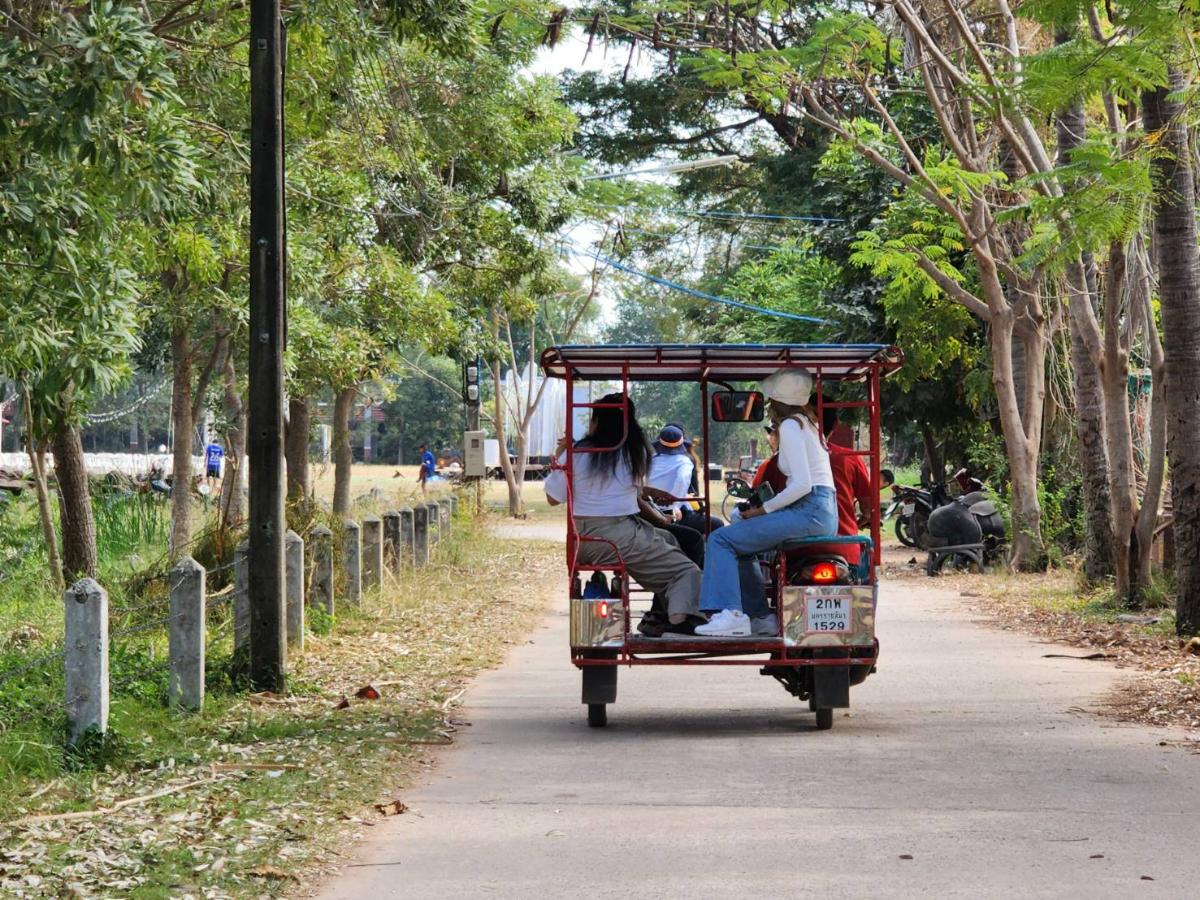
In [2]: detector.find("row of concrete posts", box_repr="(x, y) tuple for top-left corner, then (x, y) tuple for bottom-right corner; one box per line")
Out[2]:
(64, 495), (460, 744)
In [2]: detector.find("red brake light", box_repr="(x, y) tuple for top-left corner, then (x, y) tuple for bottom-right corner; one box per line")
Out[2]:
(596, 601), (609, 619)
(811, 562), (838, 584)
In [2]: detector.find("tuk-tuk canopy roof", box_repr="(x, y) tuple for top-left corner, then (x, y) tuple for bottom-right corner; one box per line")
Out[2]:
(540, 343), (903, 382)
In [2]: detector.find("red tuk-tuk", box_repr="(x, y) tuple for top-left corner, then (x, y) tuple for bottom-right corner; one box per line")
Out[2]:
(539, 343), (903, 729)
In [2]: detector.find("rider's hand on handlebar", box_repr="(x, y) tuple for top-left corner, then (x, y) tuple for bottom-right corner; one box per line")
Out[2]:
(555, 433), (570, 456)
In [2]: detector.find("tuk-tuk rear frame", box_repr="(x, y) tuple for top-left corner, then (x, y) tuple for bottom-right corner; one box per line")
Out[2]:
(542, 344), (902, 667)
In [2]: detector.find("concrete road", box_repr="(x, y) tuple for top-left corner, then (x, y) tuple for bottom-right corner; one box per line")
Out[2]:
(318, 576), (1199, 899)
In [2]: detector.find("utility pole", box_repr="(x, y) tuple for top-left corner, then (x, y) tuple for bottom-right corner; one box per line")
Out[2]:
(247, 0), (287, 692)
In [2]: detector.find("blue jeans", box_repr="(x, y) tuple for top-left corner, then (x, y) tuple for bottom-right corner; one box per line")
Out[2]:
(699, 486), (838, 614)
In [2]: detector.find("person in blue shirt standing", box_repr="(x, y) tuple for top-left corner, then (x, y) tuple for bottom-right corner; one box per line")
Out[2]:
(418, 443), (437, 494)
(204, 439), (224, 490)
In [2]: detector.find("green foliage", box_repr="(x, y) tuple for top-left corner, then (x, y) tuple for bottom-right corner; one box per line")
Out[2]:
(719, 240), (849, 342)
(1017, 136), (1153, 269)
(0, 2), (197, 421)
(92, 492), (171, 560)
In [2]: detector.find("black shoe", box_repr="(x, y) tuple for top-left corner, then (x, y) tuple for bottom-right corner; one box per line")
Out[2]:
(637, 612), (668, 636)
(662, 616), (706, 637)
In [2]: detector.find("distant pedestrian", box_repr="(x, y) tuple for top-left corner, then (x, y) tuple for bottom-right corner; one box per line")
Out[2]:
(418, 443), (436, 494)
(204, 438), (224, 489)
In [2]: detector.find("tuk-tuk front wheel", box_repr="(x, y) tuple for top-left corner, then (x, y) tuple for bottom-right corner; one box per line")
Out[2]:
(815, 708), (834, 730)
(587, 703), (607, 727)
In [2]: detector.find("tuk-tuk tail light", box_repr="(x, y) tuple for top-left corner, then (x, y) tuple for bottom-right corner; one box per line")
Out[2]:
(811, 562), (838, 584)
(596, 601), (609, 619)
(797, 560), (849, 584)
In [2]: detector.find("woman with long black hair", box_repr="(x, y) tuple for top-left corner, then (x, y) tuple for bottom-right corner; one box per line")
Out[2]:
(544, 393), (703, 630)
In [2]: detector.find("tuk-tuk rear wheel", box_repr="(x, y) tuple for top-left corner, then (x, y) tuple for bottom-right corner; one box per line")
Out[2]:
(815, 708), (834, 730)
(587, 703), (607, 727)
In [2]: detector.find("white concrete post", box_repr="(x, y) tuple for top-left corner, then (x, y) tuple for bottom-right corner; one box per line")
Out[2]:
(362, 516), (383, 590)
(65, 578), (108, 744)
(449, 494), (459, 519)
(413, 505), (429, 567)
(382, 510), (401, 575)
(398, 507), (415, 566)
(285, 530), (305, 650)
(425, 501), (441, 546)
(234, 541), (249, 651)
(343, 519), (361, 606)
(438, 498), (453, 535)
(168, 556), (205, 711)
(311, 525), (334, 616)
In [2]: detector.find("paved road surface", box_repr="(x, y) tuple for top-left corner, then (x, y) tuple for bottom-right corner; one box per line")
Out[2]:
(318, 570), (1198, 899)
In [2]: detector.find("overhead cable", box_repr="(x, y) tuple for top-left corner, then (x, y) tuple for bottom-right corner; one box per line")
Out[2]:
(565, 243), (828, 324)
(594, 202), (843, 224)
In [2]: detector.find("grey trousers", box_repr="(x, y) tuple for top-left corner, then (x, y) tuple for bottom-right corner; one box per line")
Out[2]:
(576, 516), (702, 617)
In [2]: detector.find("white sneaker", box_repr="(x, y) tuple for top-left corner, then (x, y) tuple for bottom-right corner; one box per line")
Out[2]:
(751, 613), (779, 636)
(695, 609), (751, 637)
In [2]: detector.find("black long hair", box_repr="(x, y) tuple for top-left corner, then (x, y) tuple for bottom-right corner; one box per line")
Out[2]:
(576, 392), (650, 483)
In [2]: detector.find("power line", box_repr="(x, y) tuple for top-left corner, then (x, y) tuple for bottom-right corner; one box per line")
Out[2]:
(85, 379), (170, 424)
(564, 241), (828, 324)
(593, 202), (843, 224)
(617, 226), (800, 255)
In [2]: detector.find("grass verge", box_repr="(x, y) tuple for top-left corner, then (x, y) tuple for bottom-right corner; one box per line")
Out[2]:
(0, 515), (561, 897)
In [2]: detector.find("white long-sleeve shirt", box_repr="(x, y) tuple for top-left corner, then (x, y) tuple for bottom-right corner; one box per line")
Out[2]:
(647, 453), (694, 511)
(762, 416), (834, 513)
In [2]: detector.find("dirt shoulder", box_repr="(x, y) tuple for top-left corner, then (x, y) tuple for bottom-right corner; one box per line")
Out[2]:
(0, 517), (561, 898)
(887, 548), (1200, 747)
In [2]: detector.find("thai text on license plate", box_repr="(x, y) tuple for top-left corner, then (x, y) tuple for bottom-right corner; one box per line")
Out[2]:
(805, 591), (853, 633)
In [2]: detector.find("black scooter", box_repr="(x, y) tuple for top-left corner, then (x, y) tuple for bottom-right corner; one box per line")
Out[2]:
(888, 481), (950, 549)
(924, 486), (1007, 575)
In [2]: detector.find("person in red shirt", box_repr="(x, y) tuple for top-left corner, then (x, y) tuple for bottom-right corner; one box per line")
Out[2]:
(812, 409), (873, 564)
(751, 424), (779, 489)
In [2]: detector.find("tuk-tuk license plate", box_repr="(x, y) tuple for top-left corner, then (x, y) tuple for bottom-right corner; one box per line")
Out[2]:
(805, 592), (852, 633)
(902, 502), (916, 515)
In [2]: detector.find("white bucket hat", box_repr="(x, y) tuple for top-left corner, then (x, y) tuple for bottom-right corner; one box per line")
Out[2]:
(759, 368), (813, 407)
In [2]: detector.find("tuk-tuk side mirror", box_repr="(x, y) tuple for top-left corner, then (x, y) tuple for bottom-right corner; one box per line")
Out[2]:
(711, 390), (765, 422)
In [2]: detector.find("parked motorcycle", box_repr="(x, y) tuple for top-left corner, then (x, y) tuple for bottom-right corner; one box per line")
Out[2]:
(888, 481), (950, 549)
(924, 487), (1007, 575)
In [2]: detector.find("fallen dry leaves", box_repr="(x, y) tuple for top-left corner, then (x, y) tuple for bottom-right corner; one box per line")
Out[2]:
(962, 569), (1200, 748)
(0, 520), (561, 897)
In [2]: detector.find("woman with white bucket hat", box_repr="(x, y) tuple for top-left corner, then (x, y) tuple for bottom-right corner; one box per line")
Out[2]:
(695, 367), (837, 637)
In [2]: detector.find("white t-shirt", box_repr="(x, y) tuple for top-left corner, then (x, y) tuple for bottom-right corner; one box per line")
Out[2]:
(762, 416), (834, 513)
(544, 450), (640, 517)
(647, 452), (694, 511)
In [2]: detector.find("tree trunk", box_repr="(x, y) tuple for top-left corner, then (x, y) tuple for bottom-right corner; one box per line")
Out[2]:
(51, 414), (97, 580)
(169, 321), (193, 558)
(492, 356), (525, 518)
(219, 344), (246, 527)
(285, 395), (311, 500)
(919, 422), (942, 487)
(1055, 77), (1117, 584)
(991, 307), (1046, 570)
(1144, 72), (1200, 636)
(1099, 244), (1139, 601)
(22, 387), (62, 589)
(332, 386), (356, 515)
(1132, 238), (1167, 594)
(1064, 265), (1116, 585)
